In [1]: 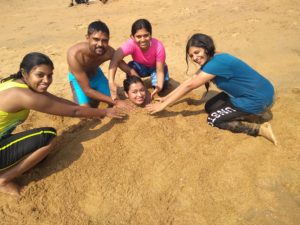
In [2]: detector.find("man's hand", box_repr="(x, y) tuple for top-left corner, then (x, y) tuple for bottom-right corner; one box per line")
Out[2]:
(129, 68), (139, 77)
(104, 108), (127, 119)
(114, 99), (135, 111)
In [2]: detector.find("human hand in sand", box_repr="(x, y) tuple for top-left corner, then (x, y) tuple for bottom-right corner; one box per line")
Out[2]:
(114, 99), (135, 111)
(104, 107), (127, 119)
(146, 102), (166, 114)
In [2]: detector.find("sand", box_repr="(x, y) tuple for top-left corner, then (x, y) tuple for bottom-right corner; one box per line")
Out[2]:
(0, 0), (299, 224)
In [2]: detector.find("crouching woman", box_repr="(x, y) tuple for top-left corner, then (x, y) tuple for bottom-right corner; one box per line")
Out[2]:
(0, 52), (125, 196)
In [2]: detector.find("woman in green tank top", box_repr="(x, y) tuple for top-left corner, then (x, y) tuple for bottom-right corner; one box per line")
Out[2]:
(0, 52), (126, 196)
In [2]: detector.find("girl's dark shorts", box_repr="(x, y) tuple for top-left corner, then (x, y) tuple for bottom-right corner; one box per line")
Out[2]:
(0, 127), (56, 171)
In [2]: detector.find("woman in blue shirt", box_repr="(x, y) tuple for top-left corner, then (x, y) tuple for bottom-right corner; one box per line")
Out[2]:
(147, 33), (277, 145)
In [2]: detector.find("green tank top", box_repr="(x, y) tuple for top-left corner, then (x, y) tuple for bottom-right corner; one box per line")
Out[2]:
(0, 80), (30, 140)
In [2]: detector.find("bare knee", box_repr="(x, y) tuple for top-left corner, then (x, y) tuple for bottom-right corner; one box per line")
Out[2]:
(39, 137), (57, 154)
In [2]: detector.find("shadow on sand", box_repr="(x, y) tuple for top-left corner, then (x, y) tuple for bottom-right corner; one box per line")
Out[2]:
(20, 116), (128, 187)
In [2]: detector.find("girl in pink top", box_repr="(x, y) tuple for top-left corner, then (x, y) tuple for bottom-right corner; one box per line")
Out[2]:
(108, 19), (169, 100)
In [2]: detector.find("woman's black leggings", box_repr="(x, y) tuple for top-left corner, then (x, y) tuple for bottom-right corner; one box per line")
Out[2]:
(0, 127), (56, 171)
(205, 92), (272, 136)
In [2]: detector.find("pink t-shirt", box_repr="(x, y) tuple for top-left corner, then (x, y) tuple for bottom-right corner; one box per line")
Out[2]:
(120, 38), (166, 68)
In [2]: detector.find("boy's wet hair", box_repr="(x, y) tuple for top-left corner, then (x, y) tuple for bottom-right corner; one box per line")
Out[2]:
(123, 76), (145, 93)
(87, 20), (110, 36)
(131, 19), (152, 36)
(1, 52), (54, 83)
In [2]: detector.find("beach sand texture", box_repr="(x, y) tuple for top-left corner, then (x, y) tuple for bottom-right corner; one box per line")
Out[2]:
(0, 0), (299, 224)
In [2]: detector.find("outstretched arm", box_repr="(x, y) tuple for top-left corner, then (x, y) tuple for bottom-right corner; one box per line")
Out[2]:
(146, 71), (215, 114)
(157, 73), (199, 103)
(43, 92), (78, 106)
(16, 89), (125, 119)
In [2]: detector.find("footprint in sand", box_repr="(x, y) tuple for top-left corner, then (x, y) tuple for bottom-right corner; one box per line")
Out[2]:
(73, 24), (87, 30)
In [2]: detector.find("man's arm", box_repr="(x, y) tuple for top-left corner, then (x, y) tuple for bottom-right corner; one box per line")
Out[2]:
(118, 60), (139, 77)
(108, 48), (127, 100)
(67, 52), (115, 105)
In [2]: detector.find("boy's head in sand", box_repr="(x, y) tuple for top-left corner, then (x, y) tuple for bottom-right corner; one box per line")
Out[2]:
(123, 76), (148, 106)
(86, 20), (110, 56)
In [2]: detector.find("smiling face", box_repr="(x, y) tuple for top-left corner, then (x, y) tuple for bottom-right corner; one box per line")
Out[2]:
(22, 64), (53, 93)
(87, 31), (109, 56)
(125, 81), (146, 106)
(188, 46), (209, 66)
(131, 28), (151, 51)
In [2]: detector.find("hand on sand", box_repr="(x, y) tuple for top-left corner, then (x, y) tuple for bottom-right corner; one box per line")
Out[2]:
(105, 108), (127, 119)
(259, 122), (278, 145)
(146, 102), (166, 114)
(150, 87), (160, 100)
(114, 99), (135, 111)
(0, 181), (20, 197)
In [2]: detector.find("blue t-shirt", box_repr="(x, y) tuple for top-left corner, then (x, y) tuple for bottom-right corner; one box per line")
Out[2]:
(201, 53), (274, 114)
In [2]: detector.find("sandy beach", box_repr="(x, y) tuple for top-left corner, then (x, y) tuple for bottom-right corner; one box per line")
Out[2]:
(0, 0), (299, 224)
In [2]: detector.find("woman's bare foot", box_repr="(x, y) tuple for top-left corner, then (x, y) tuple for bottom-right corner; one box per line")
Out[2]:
(0, 181), (20, 196)
(259, 122), (278, 145)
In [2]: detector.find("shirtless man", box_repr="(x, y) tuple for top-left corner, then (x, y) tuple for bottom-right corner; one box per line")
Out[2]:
(67, 20), (136, 108)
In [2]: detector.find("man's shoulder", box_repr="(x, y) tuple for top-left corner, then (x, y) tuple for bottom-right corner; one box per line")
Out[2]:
(105, 46), (115, 59)
(67, 42), (88, 58)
